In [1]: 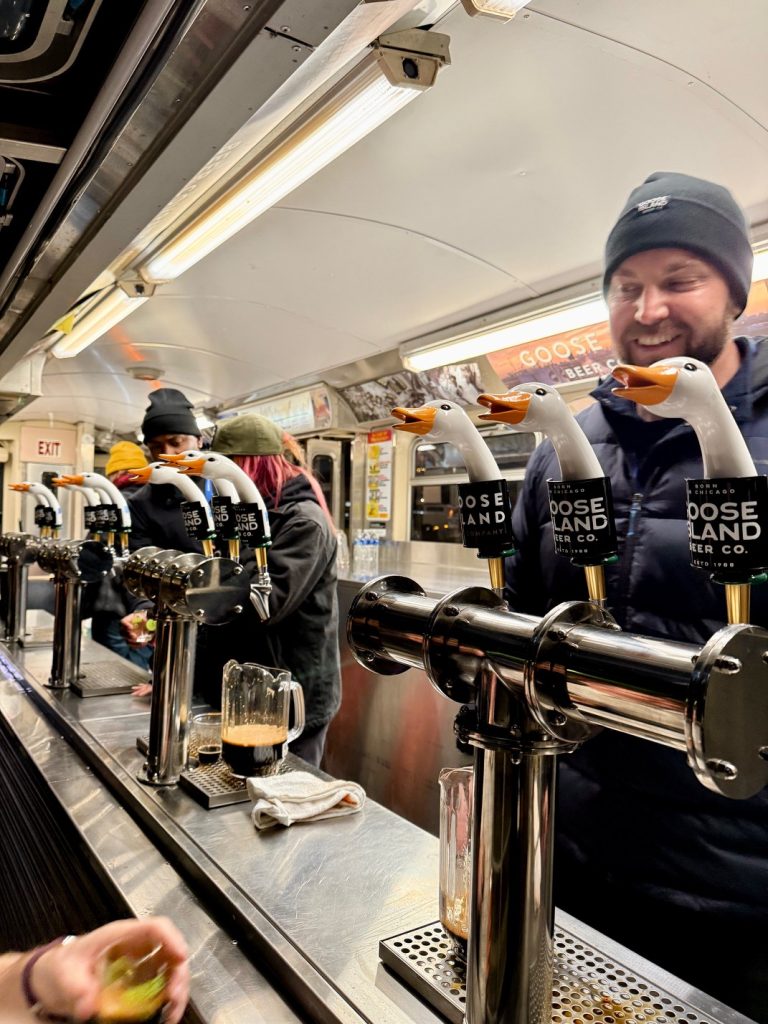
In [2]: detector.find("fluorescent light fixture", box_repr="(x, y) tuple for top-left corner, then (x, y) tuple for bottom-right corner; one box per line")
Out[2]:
(51, 287), (147, 359)
(402, 297), (608, 373)
(461, 0), (532, 21)
(752, 248), (768, 282)
(142, 34), (449, 284)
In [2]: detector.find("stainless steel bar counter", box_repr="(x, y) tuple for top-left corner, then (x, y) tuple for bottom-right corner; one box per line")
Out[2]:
(0, 635), (753, 1024)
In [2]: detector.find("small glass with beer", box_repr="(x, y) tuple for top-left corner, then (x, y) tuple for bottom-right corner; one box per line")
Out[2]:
(221, 660), (305, 778)
(438, 765), (473, 958)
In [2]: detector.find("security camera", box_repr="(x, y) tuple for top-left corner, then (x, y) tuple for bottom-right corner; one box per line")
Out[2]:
(374, 29), (451, 90)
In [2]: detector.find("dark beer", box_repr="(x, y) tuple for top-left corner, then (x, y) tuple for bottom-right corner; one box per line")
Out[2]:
(197, 744), (221, 765)
(221, 723), (287, 777)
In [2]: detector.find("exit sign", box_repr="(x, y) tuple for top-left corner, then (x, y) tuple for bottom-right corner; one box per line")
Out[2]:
(20, 426), (77, 465)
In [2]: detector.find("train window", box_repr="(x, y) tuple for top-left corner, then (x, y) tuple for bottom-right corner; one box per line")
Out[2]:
(411, 478), (525, 544)
(414, 432), (536, 476)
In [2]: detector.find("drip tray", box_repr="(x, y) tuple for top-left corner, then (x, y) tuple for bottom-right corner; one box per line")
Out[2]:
(380, 923), (723, 1024)
(71, 660), (150, 698)
(179, 752), (324, 809)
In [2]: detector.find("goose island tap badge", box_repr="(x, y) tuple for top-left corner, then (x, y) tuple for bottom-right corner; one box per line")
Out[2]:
(457, 479), (517, 556)
(547, 478), (618, 565)
(686, 476), (768, 577)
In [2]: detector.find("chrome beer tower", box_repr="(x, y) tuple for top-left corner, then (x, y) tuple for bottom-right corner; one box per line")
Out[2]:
(123, 546), (250, 786)
(349, 580), (768, 1024)
(0, 533), (42, 642)
(38, 539), (113, 688)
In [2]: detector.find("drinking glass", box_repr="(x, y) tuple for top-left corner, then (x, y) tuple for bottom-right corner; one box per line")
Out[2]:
(95, 942), (168, 1023)
(438, 766), (473, 957)
(190, 711), (221, 765)
(221, 660), (305, 778)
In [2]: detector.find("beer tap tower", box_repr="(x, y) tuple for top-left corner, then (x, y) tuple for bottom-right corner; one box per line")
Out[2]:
(161, 451), (272, 619)
(348, 401), (768, 1024)
(60, 471), (132, 550)
(123, 544), (250, 786)
(612, 357), (768, 624)
(37, 537), (114, 689)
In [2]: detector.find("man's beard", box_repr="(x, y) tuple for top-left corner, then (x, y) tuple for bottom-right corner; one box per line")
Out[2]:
(615, 314), (733, 368)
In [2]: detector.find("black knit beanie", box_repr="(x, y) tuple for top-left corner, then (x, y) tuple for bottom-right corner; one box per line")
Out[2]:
(603, 171), (753, 313)
(141, 388), (199, 441)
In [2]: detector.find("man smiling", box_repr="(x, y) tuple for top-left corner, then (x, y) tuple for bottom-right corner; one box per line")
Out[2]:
(504, 171), (768, 1020)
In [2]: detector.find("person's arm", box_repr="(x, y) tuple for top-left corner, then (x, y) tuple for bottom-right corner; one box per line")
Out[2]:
(0, 918), (189, 1024)
(258, 512), (333, 625)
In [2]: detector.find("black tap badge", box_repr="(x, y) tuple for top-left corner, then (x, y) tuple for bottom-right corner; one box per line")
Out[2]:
(234, 502), (269, 546)
(94, 504), (111, 530)
(457, 479), (516, 557)
(547, 478), (618, 564)
(181, 500), (212, 541)
(83, 506), (98, 532)
(104, 504), (121, 532)
(686, 476), (768, 580)
(211, 496), (239, 540)
(41, 505), (56, 528)
(33, 504), (47, 527)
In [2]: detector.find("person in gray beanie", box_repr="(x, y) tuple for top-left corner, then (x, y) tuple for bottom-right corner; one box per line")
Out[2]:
(503, 172), (768, 1020)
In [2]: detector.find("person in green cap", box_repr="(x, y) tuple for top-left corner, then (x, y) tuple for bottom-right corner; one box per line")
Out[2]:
(195, 413), (340, 767)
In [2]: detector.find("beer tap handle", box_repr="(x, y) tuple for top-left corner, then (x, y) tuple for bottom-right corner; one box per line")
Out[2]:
(128, 464), (217, 554)
(478, 385), (618, 606)
(612, 357), (768, 623)
(391, 400), (515, 596)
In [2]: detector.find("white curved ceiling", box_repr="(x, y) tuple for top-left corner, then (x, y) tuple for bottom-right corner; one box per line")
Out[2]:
(23, 0), (768, 430)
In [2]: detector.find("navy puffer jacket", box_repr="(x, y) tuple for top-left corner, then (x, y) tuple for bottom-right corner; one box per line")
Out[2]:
(505, 336), (768, 923)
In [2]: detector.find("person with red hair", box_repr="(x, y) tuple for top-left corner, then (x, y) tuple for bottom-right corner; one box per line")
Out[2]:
(195, 413), (340, 766)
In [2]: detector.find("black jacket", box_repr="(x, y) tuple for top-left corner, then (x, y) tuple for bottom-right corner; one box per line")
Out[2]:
(505, 336), (768, 924)
(195, 474), (341, 731)
(128, 482), (205, 555)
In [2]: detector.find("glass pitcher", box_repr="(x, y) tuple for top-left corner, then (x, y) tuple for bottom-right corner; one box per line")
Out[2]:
(221, 660), (305, 778)
(438, 766), (473, 956)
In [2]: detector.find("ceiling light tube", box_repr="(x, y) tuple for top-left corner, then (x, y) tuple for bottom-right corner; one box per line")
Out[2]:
(142, 36), (449, 284)
(401, 297), (608, 373)
(461, 0), (533, 22)
(51, 287), (147, 359)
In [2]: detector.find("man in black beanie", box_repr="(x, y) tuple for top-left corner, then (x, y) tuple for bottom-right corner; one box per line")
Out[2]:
(122, 389), (204, 652)
(504, 172), (768, 1020)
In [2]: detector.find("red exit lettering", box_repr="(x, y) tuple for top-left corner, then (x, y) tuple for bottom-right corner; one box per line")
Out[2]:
(36, 440), (62, 458)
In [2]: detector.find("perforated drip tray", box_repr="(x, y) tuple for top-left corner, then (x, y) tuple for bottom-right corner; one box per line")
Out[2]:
(19, 626), (54, 647)
(179, 752), (322, 809)
(380, 923), (724, 1024)
(71, 660), (150, 698)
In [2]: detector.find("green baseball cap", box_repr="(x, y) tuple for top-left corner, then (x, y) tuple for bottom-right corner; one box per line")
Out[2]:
(212, 414), (284, 456)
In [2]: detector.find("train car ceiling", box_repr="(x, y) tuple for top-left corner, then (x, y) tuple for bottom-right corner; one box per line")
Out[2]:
(0, 0), (766, 434)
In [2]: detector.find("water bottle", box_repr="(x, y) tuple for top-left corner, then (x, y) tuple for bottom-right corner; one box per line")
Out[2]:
(352, 530), (366, 576)
(369, 532), (380, 575)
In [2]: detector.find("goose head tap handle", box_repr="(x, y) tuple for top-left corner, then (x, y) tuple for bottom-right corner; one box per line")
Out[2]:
(391, 400), (516, 595)
(478, 384), (618, 606)
(612, 356), (768, 624)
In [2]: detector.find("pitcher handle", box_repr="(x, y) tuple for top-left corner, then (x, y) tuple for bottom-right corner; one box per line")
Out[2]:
(287, 680), (305, 743)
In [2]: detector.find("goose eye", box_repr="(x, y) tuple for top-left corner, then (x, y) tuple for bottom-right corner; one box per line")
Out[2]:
(440, 404), (451, 410)
(683, 362), (697, 372)
(535, 388), (547, 396)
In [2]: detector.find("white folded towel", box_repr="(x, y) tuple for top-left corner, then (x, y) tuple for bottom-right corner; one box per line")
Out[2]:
(247, 771), (366, 830)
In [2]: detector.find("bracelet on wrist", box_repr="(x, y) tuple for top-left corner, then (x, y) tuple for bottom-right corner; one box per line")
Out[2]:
(21, 936), (76, 1022)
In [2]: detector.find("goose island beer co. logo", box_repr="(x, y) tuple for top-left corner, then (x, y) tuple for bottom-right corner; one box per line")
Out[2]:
(686, 476), (768, 578)
(234, 502), (269, 546)
(547, 478), (618, 565)
(211, 495), (238, 540)
(181, 500), (211, 541)
(457, 479), (516, 556)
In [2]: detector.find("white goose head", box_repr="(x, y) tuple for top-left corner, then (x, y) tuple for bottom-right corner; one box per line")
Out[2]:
(392, 400), (500, 482)
(478, 384), (602, 481)
(612, 356), (755, 478)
